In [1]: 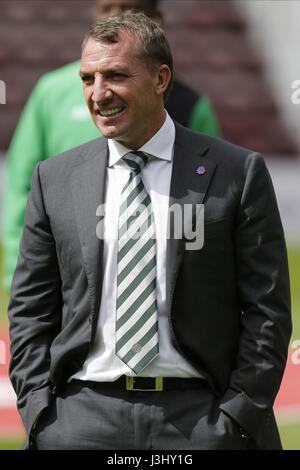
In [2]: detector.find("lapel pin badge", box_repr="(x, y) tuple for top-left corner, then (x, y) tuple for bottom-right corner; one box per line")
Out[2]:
(196, 165), (206, 175)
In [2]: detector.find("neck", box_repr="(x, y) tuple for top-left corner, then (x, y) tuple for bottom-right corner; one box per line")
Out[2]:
(117, 109), (166, 150)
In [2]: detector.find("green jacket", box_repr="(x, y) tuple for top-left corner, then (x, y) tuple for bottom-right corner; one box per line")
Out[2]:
(3, 60), (220, 290)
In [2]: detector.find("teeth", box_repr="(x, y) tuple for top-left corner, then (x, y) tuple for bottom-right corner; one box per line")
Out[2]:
(99, 107), (124, 117)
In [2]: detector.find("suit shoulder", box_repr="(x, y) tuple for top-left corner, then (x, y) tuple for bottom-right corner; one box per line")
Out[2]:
(175, 123), (267, 184)
(177, 124), (260, 166)
(38, 137), (107, 175)
(186, 126), (253, 154)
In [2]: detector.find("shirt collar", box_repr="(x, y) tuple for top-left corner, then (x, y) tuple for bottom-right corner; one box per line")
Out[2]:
(108, 111), (175, 167)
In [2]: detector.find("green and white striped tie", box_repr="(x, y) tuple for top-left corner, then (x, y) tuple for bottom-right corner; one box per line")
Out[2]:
(116, 151), (159, 374)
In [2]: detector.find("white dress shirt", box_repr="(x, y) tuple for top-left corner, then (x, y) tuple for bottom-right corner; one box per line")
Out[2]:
(72, 112), (202, 381)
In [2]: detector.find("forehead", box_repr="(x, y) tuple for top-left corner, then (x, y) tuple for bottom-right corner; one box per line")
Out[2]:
(81, 34), (140, 68)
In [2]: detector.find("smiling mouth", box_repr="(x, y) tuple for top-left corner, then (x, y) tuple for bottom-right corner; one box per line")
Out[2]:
(98, 106), (125, 117)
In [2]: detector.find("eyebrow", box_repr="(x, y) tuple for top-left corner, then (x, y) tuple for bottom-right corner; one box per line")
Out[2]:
(79, 69), (98, 77)
(79, 71), (91, 79)
(79, 67), (130, 78)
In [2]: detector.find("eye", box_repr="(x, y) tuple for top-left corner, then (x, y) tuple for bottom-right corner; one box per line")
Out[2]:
(81, 75), (94, 85)
(111, 72), (127, 81)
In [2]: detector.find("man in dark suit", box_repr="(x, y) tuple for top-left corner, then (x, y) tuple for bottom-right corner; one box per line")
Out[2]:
(8, 12), (291, 450)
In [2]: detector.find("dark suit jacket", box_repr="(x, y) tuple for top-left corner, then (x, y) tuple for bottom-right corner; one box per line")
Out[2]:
(8, 123), (292, 449)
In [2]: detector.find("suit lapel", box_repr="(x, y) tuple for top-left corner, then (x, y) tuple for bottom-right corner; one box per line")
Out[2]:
(71, 138), (108, 326)
(166, 124), (217, 307)
(71, 127), (217, 325)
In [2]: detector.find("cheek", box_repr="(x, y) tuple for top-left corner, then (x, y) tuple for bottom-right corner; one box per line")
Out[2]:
(138, 83), (156, 104)
(83, 87), (93, 106)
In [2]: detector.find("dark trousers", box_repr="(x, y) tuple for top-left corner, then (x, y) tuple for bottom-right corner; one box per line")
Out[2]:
(34, 379), (251, 450)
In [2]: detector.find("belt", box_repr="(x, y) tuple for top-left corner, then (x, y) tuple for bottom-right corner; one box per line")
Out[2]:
(73, 376), (206, 392)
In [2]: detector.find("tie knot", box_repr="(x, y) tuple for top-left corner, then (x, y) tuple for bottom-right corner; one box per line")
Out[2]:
(123, 151), (150, 175)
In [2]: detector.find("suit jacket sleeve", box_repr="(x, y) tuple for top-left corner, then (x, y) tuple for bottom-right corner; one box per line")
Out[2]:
(8, 162), (62, 435)
(220, 152), (292, 439)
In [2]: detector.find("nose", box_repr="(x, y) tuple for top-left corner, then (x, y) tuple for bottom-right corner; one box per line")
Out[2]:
(92, 75), (113, 104)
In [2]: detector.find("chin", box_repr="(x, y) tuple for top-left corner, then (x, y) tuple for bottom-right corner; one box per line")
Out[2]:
(101, 128), (123, 140)
(93, 122), (113, 137)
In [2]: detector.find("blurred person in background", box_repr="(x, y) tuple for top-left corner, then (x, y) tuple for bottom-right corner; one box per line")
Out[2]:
(2, 0), (220, 291)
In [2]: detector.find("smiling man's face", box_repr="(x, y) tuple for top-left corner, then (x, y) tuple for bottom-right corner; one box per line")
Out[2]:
(80, 32), (169, 149)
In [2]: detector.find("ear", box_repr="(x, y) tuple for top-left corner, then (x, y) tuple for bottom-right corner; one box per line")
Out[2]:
(155, 64), (172, 96)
